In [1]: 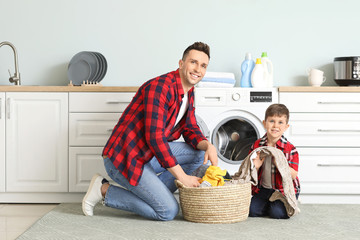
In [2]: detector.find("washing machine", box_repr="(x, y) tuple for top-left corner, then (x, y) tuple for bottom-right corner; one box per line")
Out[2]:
(195, 87), (278, 175)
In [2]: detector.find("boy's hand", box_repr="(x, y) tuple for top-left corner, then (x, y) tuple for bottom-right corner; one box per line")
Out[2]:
(252, 152), (265, 170)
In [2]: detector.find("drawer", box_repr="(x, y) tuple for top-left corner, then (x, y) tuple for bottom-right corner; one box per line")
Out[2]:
(69, 113), (120, 146)
(69, 147), (111, 192)
(280, 92), (360, 112)
(69, 92), (135, 112)
(195, 88), (227, 107)
(286, 113), (360, 147)
(298, 148), (360, 194)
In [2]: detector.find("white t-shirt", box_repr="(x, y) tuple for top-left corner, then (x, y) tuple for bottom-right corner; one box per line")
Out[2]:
(175, 93), (189, 126)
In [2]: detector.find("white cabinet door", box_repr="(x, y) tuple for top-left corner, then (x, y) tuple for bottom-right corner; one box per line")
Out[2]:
(286, 113), (360, 147)
(0, 93), (5, 192)
(280, 92), (360, 113)
(69, 92), (134, 112)
(6, 92), (68, 192)
(69, 147), (110, 192)
(298, 148), (360, 194)
(69, 113), (120, 146)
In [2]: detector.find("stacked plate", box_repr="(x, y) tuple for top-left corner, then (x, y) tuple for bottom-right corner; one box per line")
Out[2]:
(67, 51), (107, 85)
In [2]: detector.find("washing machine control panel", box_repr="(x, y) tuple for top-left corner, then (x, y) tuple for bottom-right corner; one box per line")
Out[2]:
(250, 91), (272, 102)
(232, 92), (241, 101)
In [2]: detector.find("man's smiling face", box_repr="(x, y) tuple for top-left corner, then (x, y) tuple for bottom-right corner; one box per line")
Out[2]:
(179, 49), (209, 91)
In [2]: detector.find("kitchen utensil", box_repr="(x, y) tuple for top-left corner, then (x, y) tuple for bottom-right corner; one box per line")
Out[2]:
(68, 51), (107, 85)
(67, 60), (91, 85)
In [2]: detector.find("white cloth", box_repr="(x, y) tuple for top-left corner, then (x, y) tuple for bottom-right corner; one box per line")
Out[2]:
(204, 72), (235, 79)
(175, 92), (189, 126)
(196, 82), (235, 88)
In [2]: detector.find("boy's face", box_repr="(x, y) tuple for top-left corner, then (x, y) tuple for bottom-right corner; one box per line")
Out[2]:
(263, 115), (289, 141)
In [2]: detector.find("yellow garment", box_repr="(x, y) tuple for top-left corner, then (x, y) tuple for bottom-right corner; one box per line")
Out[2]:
(201, 166), (227, 186)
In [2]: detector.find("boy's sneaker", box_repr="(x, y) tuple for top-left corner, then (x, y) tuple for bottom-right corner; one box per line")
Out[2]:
(82, 173), (104, 216)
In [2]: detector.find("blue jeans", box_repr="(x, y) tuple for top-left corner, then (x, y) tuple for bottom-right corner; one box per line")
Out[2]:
(249, 188), (289, 219)
(103, 142), (205, 221)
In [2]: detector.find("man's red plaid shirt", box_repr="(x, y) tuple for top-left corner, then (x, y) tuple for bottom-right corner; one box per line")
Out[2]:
(103, 69), (206, 186)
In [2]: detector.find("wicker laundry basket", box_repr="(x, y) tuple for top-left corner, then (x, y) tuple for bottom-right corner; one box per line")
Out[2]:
(175, 180), (251, 224)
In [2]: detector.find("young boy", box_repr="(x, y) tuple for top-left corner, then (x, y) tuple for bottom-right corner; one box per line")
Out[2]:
(249, 104), (300, 219)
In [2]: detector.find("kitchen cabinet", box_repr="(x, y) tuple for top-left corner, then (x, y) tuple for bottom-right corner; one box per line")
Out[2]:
(0, 87), (138, 203)
(280, 92), (360, 203)
(5, 92), (68, 192)
(0, 93), (5, 192)
(298, 148), (360, 194)
(68, 92), (135, 192)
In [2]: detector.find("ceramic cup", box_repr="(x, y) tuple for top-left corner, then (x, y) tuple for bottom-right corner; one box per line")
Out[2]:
(307, 68), (326, 87)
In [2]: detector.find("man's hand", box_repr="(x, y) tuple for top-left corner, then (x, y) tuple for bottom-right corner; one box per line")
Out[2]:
(168, 164), (201, 187)
(178, 175), (201, 187)
(197, 140), (218, 166)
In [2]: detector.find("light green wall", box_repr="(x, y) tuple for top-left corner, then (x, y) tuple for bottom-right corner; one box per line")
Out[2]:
(1, 0), (359, 86)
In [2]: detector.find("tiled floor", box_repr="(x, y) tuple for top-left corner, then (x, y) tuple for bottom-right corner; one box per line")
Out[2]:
(0, 203), (58, 240)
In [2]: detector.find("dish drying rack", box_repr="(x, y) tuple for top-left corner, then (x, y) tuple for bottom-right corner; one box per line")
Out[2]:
(68, 80), (103, 87)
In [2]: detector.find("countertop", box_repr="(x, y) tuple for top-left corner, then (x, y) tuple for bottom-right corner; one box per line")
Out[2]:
(0, 86), (139, 92)
(278, 86), (360, 92)
(2, 85), (360, 92)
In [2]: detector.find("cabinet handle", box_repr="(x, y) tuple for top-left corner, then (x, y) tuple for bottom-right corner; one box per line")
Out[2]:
(317, 164), (360, 167)
(106, 100), (122, 104)
(317, 129), (360, 133)
(318, 101), (360, 104)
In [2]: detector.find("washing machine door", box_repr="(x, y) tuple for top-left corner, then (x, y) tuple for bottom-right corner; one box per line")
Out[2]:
(211, 111), (264, 166)
(195, 115), (210, 139)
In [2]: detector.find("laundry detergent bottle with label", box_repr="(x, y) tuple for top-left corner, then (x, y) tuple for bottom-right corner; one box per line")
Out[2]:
(261, 52), (274, 87)
(240, 52), (255, 88)
(251, 58), (266, 88)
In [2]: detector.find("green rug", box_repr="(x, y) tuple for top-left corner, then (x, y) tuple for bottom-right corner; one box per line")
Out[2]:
(18, 203), (360, 240)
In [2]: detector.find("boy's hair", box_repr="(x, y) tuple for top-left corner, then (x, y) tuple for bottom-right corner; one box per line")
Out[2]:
(182, 42), (210, 60)
(265, 104), (290, 123)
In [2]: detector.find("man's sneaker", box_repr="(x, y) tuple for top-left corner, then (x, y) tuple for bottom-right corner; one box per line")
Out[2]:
(82, 173), (103, 216)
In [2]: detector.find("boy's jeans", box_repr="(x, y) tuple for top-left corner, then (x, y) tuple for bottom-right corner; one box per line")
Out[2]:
(103, 142), (205, 221)
(249, 187), (289, 219)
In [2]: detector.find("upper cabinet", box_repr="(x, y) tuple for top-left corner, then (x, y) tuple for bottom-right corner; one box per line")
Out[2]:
(5, 92), (68, 192)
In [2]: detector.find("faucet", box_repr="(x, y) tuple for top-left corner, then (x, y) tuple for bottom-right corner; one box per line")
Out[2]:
(0, 41), (21, 85)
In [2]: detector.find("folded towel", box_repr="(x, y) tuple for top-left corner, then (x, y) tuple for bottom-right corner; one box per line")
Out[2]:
(196, 82), (235, 88)
(201, 77), (236, 84)
(204, 72), (235, 79)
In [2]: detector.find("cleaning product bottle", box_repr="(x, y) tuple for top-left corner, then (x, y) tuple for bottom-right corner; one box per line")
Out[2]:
(240, 53), (255, 88)
(261, 52), (274, 87)
(251, 58), (266, 88)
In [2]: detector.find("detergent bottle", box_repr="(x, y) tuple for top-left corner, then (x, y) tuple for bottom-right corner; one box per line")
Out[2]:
(240, 53), (255, 88)
(261, 52), (274, 87)
(251, 58), (266, 88)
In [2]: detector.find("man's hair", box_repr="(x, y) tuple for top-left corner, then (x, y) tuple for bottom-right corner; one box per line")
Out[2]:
(265, 104), (290, 123)
(182, 42), (210, 60)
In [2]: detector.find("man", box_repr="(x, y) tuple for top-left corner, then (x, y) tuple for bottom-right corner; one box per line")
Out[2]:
(82, 42), (218, 221)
